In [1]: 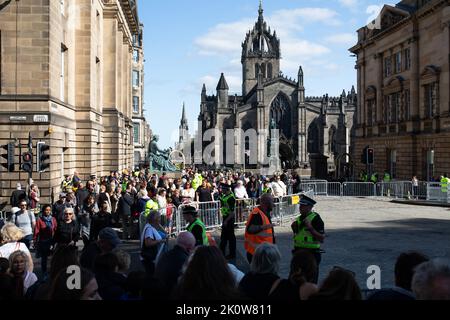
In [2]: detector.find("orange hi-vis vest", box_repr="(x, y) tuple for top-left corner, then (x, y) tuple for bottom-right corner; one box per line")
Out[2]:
(244, 207), (274, 255)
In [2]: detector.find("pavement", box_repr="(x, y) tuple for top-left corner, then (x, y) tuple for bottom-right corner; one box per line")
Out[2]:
(32, 197), (450, 292)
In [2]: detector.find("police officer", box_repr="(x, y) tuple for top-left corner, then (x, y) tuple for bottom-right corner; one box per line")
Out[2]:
(291, 195), (325, 284)
(183, 206), (209, 246)
(219, 184), (236, 260)
(384, 171), (391, 183)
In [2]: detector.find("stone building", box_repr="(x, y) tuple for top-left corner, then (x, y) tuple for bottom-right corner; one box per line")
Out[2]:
(190, 3), (356, 177)
(350, 0), (450, 180)
(0, 0), (142, 205)
(132, 24), (150, 167)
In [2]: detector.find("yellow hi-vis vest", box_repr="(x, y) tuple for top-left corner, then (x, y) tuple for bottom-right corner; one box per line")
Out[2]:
(187, 218), (209, 246)
(294, 212), (321, 250)
(441, 177), (449, 193)
(144, 199), (159, 217)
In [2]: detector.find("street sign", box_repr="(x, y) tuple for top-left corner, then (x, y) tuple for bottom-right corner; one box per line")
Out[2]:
(33, 115), (49, 123)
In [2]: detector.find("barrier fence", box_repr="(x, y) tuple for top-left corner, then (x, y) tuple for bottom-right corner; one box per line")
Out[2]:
(139, 181), (450, 236)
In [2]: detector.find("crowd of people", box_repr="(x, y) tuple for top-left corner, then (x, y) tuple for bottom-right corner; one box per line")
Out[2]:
(0, 167), (449, 301)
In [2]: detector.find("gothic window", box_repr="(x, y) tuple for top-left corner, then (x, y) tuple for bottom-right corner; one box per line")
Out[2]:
(261, 63), (266, 78)
(268, 63), (273, 79)
(308, 122), (320, 154)
(329, 126), (337, 154)
(255, 64), (260, 78)
(270, 93), (292, 139)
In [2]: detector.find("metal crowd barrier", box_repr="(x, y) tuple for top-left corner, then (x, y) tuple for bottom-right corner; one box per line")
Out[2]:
(0, 211), (7, 222)
(139, 204), (179, 237)
(342, 182), (376, 197)
(177, 201), (222, 232)
(235, 198), (256, 227)
(375, 181), (413, 199)
(426, 182), (449, 202)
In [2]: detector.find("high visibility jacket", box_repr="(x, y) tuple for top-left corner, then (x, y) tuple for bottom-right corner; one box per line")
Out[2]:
(192, 174), (203, 191)
(144, 199), (159, 217)
(262, 187), (272, 194)
(362, 174), (368, 182)
(244, 207), (273, 255)
(384, 174), (391, 182)
(294, 212), (321, 250)
(219, 193), (235, 217)
(441, 177), (449, 193)
(371, 174), (377, 183)
(187, 218), (209, 246)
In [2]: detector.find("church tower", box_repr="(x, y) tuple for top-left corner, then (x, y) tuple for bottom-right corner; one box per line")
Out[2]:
(241, 0), (281, 96)
(179, 103), (189, 146)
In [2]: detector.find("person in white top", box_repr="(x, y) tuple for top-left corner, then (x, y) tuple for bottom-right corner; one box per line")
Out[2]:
(234, 180), (249, 199)
(271, 176), (287, 197)
(0, 223), (33, 272)
(9, 250), (38, 296)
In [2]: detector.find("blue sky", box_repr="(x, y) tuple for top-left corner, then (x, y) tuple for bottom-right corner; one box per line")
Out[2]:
(137, 0), (389, 148)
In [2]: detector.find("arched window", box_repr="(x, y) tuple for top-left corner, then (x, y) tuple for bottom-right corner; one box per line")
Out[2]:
(270, 93), (292, 139)
(268, 63), (273, 79)
(255, 64), (260, 78)
(261, 63), (266, 78)
(329, 126), (337, 154)
(308, 121), (320, 154)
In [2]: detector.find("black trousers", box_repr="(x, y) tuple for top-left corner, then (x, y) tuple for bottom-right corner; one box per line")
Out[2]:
(293, 248), (322, 284)
(220, 221), (236, 258)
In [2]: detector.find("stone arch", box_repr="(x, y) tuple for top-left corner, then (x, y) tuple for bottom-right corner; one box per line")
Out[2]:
(307, 119), (321, 154)
(269, 92), (293, 139)
(329, 125), (337, 155)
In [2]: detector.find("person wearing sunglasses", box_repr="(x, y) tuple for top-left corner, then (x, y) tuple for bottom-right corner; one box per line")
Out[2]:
(291, 195), (325, 284)
(10, 200), (36, 249)
(54, 208), (80, 248)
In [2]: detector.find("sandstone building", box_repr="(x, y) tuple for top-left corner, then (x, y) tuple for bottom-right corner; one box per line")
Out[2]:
(350, 0), (450, 180)
(0, 0), (144, 205)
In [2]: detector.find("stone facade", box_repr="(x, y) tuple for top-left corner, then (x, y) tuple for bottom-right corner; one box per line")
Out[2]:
(0, 0), (141, 205)
(350, 0), (450, 180)
(132, 24), (150, 167)
(185, 4), (356, 178)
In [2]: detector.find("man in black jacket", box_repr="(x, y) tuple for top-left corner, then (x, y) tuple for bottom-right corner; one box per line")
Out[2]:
(154, 232), (196, 297)
(117, 184), (134, 240)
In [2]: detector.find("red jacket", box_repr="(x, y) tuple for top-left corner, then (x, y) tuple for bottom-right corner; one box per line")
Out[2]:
(34, 216), (58, 242)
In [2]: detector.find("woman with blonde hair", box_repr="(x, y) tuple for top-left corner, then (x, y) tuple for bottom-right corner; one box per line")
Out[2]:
(9, 250), (38, 297)
(0, 223), (33, 272)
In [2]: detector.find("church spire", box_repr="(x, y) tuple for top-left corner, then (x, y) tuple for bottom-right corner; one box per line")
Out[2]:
(258, 0), (264, 21)
(181, 102), (187, 123)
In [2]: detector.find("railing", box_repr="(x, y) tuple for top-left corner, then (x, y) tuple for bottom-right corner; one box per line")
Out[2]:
(139, 181), (450, 237)
(426, 182), (449, 202)
(342, 182), (376, 197)
(375, 181), (413, 199)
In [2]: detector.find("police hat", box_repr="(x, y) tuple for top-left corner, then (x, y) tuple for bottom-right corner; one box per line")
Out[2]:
(182, 206), (198, 216)
(221, 183), (231, 191)
(300, 195), (316, 206)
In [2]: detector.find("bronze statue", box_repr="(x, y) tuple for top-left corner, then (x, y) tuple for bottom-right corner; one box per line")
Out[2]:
(147, 135), (178, 172)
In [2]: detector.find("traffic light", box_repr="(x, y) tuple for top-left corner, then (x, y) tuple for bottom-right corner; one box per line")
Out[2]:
(21, 151), (33, 174)
(37, 142), (50, 172)
(367, 148), (374, 165)
(1, 142), (15, 172)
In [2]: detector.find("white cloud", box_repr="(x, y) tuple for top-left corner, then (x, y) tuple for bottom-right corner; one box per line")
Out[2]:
(193, 6), (343, 92)
(325, 33), (357, 46)
(339, 0), (358, 9)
